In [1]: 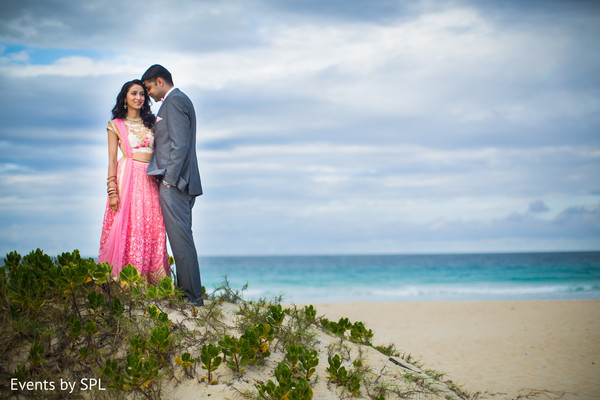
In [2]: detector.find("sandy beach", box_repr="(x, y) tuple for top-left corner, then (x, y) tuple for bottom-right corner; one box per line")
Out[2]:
(314, 300), (600, 399)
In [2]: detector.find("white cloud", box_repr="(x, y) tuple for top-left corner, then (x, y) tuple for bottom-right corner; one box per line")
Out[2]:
(0, 55), (140, 77)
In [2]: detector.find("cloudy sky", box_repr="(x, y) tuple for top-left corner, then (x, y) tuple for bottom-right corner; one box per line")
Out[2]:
(1, 0), (599, 257)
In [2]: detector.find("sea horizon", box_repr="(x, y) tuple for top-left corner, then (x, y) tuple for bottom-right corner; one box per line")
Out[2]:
(204, 249), (600, 258)
(196, 250), (600, 304)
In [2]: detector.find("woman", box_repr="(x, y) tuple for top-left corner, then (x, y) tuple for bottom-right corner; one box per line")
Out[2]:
(98, 79), (170, 285)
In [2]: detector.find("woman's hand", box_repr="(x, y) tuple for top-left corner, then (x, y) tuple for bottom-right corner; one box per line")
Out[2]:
(109, 195), (119, 212)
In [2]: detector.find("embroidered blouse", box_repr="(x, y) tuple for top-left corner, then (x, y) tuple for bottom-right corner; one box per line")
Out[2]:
(107, 118), (154, 155)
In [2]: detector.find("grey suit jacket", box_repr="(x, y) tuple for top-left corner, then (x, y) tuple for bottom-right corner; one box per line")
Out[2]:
(147, 88), (203, 196)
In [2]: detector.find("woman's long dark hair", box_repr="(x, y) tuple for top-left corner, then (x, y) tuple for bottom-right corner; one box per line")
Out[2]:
(111, 79), (155, 129)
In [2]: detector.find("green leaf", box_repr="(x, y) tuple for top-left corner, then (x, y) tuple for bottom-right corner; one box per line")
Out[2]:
(84, 321), (98, 336)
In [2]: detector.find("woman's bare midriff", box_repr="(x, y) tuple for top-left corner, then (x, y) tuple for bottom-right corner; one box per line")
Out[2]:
(132, 153), (152, 162)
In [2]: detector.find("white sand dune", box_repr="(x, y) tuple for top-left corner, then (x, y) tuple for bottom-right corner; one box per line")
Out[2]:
(314, 300), (600, 399)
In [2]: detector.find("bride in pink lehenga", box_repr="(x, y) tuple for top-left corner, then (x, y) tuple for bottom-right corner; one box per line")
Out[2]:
(98, 79), (170, 285)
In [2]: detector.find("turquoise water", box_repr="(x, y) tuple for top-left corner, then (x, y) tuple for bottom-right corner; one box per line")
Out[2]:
(197, 252), (600, 303)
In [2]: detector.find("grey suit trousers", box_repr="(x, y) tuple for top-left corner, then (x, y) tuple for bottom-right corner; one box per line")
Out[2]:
(159, 184), (203, 304)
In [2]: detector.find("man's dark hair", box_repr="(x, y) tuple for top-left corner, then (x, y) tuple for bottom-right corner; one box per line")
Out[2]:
(141, 64), (174, 86)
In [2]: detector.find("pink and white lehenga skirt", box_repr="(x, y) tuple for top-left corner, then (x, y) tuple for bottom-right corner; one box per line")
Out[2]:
(98, 158), (170, 285)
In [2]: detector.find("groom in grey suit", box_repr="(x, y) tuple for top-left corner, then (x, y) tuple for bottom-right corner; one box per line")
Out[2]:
(142, 64), (204, 306)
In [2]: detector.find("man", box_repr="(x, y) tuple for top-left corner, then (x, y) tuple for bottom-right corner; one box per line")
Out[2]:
(142, 64), (204, 306)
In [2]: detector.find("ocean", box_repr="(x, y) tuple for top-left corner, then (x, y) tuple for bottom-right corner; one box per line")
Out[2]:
(197, 252), (600, 303)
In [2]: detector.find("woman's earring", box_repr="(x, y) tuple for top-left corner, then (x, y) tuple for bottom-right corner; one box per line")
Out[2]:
(124, 103), (128, 110)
